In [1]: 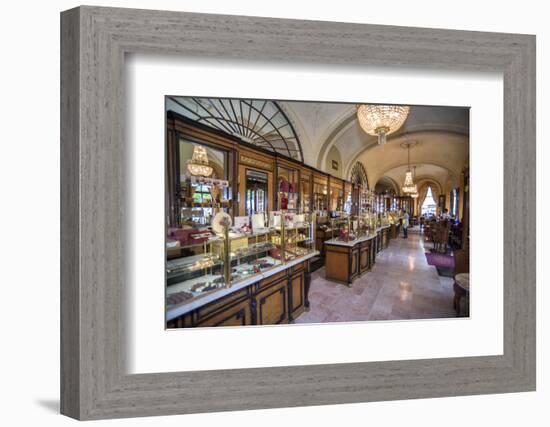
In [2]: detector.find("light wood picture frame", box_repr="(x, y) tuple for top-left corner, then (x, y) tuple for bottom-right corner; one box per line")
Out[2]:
(60, 5), (536, 420)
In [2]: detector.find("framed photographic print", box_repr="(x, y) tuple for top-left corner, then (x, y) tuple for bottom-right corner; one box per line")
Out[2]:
(61, 5), (536, 420)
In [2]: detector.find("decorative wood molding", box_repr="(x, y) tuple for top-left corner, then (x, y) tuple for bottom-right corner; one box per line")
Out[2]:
(239, 154), (274, 171)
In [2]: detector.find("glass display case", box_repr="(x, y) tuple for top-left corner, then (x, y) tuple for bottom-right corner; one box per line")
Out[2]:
(354, 212), (377, 238)
(300, 175), (312, 213)
(269, 211), (315, 261)
(330, 215), (351, 241)
(226, 229), (282, 282)
(166, 245), (226, 307)
(379, 211), (391, 227)
(313, 178), (328, 215)
(388, 210), (402, 225)
(359, 188), (375, 215)
(277, 165), (299, 211)
(166, 212), (315, 310)
(329, 181), (344, 213)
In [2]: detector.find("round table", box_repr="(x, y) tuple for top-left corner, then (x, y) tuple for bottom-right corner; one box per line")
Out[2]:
(453, 273), (470, 316)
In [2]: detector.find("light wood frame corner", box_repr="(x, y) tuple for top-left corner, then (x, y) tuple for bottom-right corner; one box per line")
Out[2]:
(61, 5), (536, 420)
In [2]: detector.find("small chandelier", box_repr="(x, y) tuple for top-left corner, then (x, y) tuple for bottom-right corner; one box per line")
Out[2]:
(401, 142), (417, 194)
(356, 104), (410, 145)
(187, 145), (213, 177)
(402, 171), (417, 194)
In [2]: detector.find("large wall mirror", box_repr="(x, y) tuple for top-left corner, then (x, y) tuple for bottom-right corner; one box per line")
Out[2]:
(177, 139), (232, 226)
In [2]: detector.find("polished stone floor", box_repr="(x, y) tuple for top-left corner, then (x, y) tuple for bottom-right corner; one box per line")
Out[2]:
(294, 228), (456, 323)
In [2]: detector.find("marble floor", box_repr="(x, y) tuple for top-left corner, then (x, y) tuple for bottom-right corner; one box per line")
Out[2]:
(294, 228), (456, 323)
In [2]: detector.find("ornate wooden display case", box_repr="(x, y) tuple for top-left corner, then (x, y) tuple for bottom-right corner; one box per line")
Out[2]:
(167, 213), (316, 328)
(300, 167), (313, 214)
(329, 176), (344, 213)
(276, 161), (300, 211)
(167, 224), (281, 309)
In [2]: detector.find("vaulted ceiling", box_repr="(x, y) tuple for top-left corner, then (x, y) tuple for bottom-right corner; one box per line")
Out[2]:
(167, 97), (469, 196)
(279, 101), (469, 194)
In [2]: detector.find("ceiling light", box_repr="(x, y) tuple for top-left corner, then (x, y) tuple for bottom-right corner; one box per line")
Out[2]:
(356, 104), (410, 145)
(187, 145), (213, 177)
(401, 142), (417, 194)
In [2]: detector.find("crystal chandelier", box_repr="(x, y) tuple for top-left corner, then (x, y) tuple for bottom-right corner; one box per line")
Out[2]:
(401, 142), (417, 194)
(356, 104), (410, 145)
(187, 145), (213, 177)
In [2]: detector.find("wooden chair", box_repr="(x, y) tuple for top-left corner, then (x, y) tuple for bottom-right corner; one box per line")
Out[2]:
(433, 221), (451, 253)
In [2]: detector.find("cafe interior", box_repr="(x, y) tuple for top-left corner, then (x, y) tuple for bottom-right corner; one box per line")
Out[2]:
(165, 98), (470, 328)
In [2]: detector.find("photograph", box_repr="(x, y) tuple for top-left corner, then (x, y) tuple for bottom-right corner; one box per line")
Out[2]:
(165, 97), (470, 328)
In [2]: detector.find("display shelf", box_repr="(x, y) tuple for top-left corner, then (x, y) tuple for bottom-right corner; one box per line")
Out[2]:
(166, 212), (315, 311)
(166, 253), (222, 277)
(230, 241), (276, 260)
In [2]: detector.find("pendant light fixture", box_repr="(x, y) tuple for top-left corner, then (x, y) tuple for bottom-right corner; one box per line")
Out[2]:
(187, 145), (214, 177)
(356, 104), (410, 145)
(401, 141), (417, 194)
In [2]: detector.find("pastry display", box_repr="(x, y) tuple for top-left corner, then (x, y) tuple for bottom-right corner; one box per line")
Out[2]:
(167, 210), (315, 308)
(166, 291), (194, 305)
(190, 282), (223, 293)
(166, 253), (220, 276)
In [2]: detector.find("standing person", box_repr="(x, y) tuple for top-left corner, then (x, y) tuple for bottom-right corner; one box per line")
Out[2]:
(402, 211), (410, 238)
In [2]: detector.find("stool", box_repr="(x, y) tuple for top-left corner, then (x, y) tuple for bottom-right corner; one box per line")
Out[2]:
(453, 273), (470, 316)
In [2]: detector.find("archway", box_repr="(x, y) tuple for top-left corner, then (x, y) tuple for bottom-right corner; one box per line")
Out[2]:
(421, 186), (437, 216)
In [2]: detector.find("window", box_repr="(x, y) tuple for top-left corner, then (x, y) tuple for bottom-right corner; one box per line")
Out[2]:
(450, 188), (459, 217)
(421, 186), (437, 216)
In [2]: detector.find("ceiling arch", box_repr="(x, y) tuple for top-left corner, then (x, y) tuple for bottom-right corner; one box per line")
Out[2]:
(374, 176), (400, 195)
(415, 177), (444, 196)
(379, 164), (454, 193)
(318, 104), (469, 174)
(167, 97), (304, 161)
(346, 132), (468, 187)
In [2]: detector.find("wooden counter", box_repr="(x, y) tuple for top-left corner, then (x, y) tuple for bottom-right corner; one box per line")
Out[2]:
(167, 252), (317, 328)
(324, 234), (377, 286)
(376, 225), (391, 254)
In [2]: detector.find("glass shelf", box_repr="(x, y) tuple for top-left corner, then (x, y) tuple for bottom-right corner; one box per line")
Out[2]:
(166, 211), (316, 309)
(166, 253), (222, 277)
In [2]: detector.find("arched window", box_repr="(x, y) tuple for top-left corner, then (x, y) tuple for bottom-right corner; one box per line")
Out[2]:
(167, 97), (303, 161)
(421, 186), (437, 215)
(350, 162), (369, 188)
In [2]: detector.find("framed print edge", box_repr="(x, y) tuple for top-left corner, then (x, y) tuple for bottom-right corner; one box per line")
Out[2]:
(60, 5), (536, 420)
